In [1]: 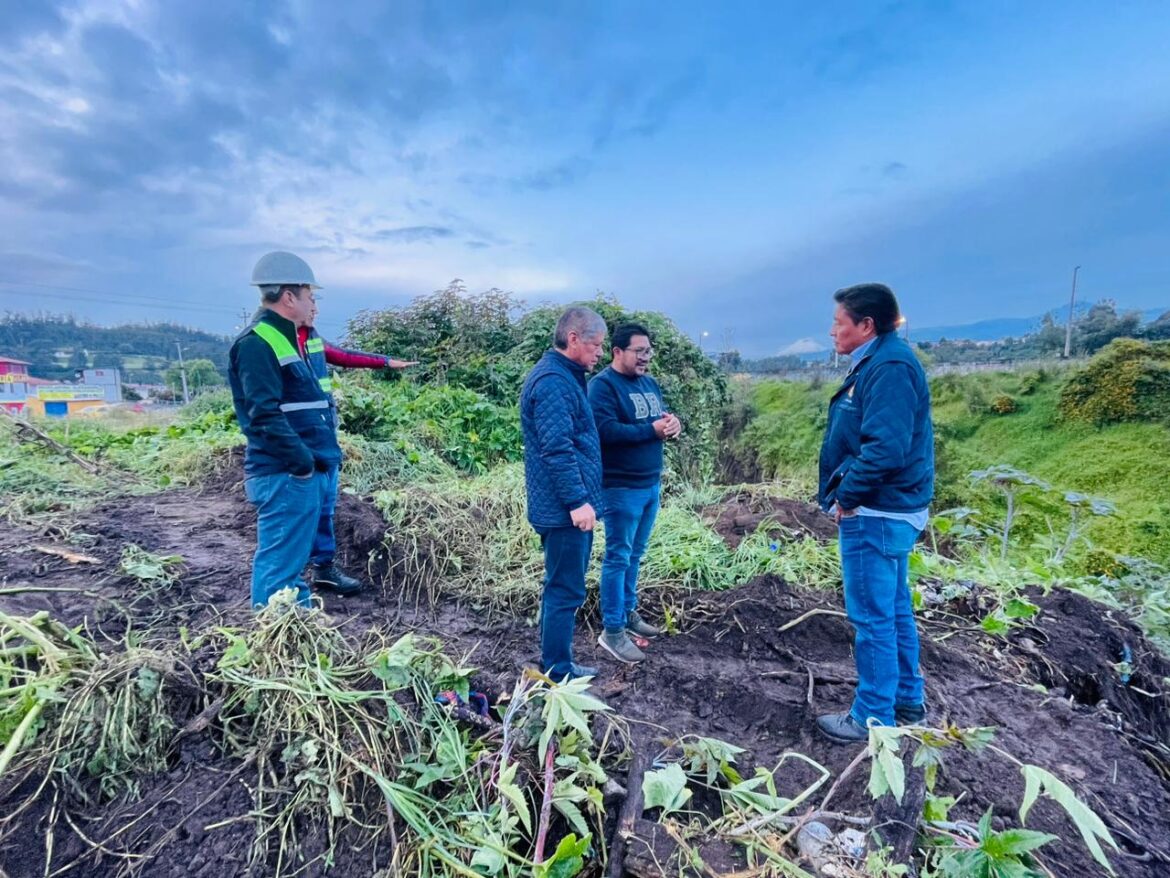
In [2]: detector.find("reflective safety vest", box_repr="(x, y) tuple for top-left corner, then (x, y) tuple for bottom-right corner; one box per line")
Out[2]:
(249, 319), (341, 464)
(302, 328), (337, 429)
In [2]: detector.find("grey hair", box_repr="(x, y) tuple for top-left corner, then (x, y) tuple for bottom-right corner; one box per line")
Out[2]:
(553, 307), (607, 350)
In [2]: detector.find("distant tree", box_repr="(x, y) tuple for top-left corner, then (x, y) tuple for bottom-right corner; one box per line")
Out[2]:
(68, 349), (88, 370)
(1078, 299), (1141, 354)
(1141, 310), (1170, 341)
(1035, 312), (1066, 354)
(165, 358), (223, 396)
(92, 352), (124, 370)
(717, 349), (743, 372)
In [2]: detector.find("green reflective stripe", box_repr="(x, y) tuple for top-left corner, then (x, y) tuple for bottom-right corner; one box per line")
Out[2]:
(305, 338), (325, 353)
(252, 321), (300, 365)
(318, 377), (333, 392)
(279, 400), (330, 412)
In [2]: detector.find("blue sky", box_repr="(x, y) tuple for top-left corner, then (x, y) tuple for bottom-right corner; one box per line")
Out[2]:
(1, 1), (1169, 354)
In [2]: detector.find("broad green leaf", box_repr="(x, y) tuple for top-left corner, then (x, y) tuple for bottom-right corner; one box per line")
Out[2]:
(642, 763), (692, 817)
(868, 726), (905, 803)
(1019, 765), (1118, 874)
(496, 761), (531, 833)
(981, 612), (1011, 635)
(1003, 597), (1039, 620)
(984, 828), (1058, 858)
(923, 794), (956, 822)
(533, 833), (591, 878)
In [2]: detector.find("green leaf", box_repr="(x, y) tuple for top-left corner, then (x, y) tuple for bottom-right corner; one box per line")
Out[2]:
(1003, 597), (1040, 620)
(981, 612), (1011, 635)
(867, 726), (905, 803)
(642, 763), (692, 817)
(923, 794), (956, 822)
(1019, 764), (1118, 874)
(533, 833), (591, 878)
(984, 828), (1059, 858)
(496, 761), (531, 833)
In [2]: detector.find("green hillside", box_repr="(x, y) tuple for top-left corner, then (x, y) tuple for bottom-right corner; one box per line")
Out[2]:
(0, 315), (230, 384)
(730, 349), (1170, 564)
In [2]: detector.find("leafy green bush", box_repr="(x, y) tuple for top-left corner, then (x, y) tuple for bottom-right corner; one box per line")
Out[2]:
(1059, 338), (1170, 424)
(334, 376), (520, 474)
(346, 285), (728, 485)
(990, 394), (1018, 415)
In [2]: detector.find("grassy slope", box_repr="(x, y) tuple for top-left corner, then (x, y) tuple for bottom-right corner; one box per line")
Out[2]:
(739, 370), (1170, 563)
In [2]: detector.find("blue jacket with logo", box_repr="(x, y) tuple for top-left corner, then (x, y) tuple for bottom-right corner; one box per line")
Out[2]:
(818, 332), (934, 513)
(520, 350), (606, 528)
(228, 310), (342, 478)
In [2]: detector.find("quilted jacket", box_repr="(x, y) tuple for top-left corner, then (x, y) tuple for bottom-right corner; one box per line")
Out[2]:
(520, 350), (606, 528)
(818, 331), (934, 512)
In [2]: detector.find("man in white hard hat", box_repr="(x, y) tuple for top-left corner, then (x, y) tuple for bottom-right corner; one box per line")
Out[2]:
(228, 251), (340, 607)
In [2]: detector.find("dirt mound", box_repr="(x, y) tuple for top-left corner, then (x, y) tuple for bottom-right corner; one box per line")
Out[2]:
(2, 481), (1168, 876)
(704, 490), (838, 547)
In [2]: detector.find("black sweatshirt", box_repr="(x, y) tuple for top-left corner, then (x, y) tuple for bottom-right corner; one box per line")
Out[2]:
(587, 366), (666, 488)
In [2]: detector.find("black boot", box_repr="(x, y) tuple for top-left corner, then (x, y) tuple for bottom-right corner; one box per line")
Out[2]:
(310, 564), (364, 595)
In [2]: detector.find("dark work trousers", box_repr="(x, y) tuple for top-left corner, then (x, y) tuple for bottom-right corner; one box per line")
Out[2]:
(537, 525), (594, 680)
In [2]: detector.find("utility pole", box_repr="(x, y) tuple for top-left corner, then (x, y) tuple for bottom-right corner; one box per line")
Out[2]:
(1063, 265), (1081, 359)
(175, 341), (190, 405)
(236, 308), (252, 331)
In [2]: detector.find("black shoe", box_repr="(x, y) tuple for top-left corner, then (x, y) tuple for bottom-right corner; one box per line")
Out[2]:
(568, 663), (598, 681)
(310, 565), (364, 595)
(895, 703), (926, 725)
(816, 712), (870, 744)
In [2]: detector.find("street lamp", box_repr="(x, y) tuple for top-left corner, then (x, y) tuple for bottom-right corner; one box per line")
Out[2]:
(700, 330), (709, 352)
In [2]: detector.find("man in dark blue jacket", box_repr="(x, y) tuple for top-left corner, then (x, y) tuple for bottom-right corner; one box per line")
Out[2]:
(229, 251), (341, 608)
(520, 307), (608, 681)
(588, 323), (680, 664)
(816, 283), (934, 743)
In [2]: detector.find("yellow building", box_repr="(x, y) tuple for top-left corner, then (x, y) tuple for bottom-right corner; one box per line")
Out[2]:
(25, 385), (108, 418)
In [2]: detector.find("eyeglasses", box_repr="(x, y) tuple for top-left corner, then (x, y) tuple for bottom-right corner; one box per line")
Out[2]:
(625, 346), (654, 358)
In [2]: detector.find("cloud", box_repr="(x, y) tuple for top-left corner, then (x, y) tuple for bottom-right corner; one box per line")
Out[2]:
(512, 157), (593, 191)
(371, 226), (456, 244)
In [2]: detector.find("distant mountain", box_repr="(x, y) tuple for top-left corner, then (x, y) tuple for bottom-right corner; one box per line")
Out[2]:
(912, 304), (1166, 343)
(777, 337), (829, 357)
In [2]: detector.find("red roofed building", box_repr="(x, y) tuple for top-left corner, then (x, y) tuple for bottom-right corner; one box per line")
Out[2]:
(0, 356), (32, 414)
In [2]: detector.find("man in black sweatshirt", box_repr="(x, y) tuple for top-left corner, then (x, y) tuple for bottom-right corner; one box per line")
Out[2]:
(588, 324), (681, 663)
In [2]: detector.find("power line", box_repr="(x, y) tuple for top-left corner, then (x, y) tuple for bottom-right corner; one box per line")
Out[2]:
(0, 282), (219, 313)
(0, 284), (237, 317)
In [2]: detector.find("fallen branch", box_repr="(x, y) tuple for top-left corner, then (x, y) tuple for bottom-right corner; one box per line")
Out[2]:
(777, 608), (846, 634)
(534, 740), (557, 864)
(607, 750), (650, 878)
(2, 411), (100, 474)
(31, 545), (101, 565)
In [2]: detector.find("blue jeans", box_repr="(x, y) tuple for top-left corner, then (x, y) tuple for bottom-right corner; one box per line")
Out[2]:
(537, 526), (594, 680)
(310, 464), (340, 567)
(838, 515), (925, 726)
(244, 471), (325, 608)
(599, 484), (660, 631)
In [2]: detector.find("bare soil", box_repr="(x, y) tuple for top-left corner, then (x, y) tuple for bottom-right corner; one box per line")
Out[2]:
(1, 472), (1168, 877)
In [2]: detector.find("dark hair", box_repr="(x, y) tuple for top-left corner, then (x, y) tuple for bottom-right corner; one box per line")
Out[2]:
(260, 283), (307, 305)
(612, 323), (651, 350)
(833, 283), (900, 334)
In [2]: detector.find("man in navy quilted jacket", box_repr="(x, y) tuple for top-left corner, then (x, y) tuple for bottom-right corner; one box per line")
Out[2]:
(520, 307), (609, 681)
